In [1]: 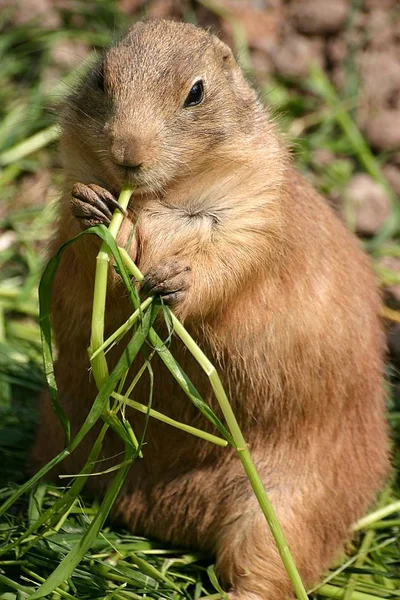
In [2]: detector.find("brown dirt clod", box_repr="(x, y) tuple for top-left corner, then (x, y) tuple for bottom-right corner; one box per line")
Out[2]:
(364, 110), (400, 152)
(345, 173), (391, 236)
(291, 0), (349, 36)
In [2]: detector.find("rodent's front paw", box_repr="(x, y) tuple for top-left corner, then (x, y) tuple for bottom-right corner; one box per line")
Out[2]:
(71, 183), (126, 230)
(141, 259), (191, 306)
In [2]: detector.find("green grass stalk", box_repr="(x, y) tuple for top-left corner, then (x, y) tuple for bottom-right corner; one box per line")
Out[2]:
(0, 299), (150, 521)
(112, 391), (228, 446)
(21, 567), (77, 600)
(117, 251), (308, 600)
(128, 553), (181, 591)
(90, 297), (153, 360)
(317, 584), (386, 600)
(29, 444), (135, 599)
(0, 423), (109, 556)
(89, 183), (134, 389)
(343, 488), (391, 600)
(352, 500), (400, 531)
(356, 518), (400, 529)
(0, 573), (32, 596)
(0, 125), (59, 167)
(342, 529), (376, 600)
(308, 536), (397, 595)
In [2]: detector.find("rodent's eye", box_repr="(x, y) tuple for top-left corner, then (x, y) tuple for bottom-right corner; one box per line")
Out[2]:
(184, 79), (204, 107)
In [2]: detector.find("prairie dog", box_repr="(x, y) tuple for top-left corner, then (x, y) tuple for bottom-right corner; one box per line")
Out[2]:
(33, 20), (389, 600)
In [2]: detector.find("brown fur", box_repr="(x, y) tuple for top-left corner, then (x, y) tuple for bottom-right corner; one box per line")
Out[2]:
(32, 20), (390, 600)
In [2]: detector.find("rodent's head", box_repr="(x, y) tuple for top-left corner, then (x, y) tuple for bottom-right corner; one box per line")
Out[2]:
(62, 20), (266, 194)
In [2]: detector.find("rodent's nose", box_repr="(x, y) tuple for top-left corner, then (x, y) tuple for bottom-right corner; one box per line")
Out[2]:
(112, 156), (143, 170)
(109, 135), (148, 170)
(119, 162), (143, 171)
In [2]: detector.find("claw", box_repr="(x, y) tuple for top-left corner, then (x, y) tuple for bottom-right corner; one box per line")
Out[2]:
(71, 182), (126, 230)
(141, 259), (191, 307)
(87, 184), (128, 217)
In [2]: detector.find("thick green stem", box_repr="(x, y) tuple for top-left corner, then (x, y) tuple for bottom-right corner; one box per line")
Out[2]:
(112, 391), (228, 447)
(90, 297), (153, 360)
(118, 247), (308, 600)
(119, 247), (143, 282)
(342, 528), (376, 600)
(352, 499), (400, 531)
(0, 125), (59, 167)
(89, 183), (133, 389)
(170, 315), (308, 600)
(317, 584), (385, 600)
(343, 488), (391, 600)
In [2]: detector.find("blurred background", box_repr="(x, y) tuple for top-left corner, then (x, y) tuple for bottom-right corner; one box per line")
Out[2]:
(0, 0), (399, 479)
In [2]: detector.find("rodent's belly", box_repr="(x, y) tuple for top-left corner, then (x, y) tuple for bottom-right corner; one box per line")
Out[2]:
(135, 204), (215, 273)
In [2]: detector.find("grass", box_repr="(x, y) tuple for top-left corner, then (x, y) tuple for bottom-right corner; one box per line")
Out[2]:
(0, 2), (399, 599)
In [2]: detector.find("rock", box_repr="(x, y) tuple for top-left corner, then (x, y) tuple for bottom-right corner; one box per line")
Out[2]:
(363, 8), (395, 50)
(220, 3), (280, 54)
(326, 36), (347, 64)
(359, 51), (400, 110)
(120, 0), (182, 19)
(9, 0), (61, 28)
(383, 164), (400, 196)
(364, 0), (398, 8)
(118, 0), (145, 15)
(345, 174), (390, 236)
(364, 110), (400, 152)
(147, 0), (182, 19)
(270, 33), (324, 79)
(291, 0), (349, 35)
(250, 49), (274, 83)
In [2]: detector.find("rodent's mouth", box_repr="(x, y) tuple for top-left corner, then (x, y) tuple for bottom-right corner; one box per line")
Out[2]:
(105, 160), (168, 198)
(116, 164), (148, 188)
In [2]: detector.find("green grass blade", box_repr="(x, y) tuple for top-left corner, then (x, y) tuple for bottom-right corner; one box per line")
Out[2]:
(128, 553), (182, 592)
(148, 327), (233, 442)
(118, 248), (233, 443)
(1, 306), (154, 518)
(28, 445), (135, 599)
(38, 222), (146, 448)
(112, 392), (228, 446)
(0, 424), (108, 556)
(0, 450), (70, 518)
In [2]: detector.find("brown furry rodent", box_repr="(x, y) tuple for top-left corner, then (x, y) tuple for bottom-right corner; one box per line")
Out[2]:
(32, 19), (390, 600)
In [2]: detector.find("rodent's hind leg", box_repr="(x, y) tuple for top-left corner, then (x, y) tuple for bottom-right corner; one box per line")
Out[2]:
(215, 509), (296, 600)
(214, 488), (339, 600)
(71, 182), (126, 230)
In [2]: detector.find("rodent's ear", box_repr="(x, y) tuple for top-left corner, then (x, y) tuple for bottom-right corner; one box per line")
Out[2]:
(211, 35), (237, 70)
